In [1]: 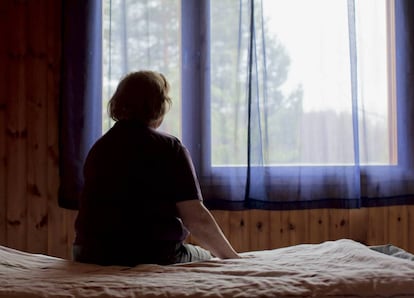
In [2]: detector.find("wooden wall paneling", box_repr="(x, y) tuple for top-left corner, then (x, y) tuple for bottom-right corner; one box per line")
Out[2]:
(408, 205), (414, 253)
(211, 210), (231, 239)
(285, 209), (310, 246)
(328, 209), (350, 241)
(45, 0), (67, 258)
(26, 0), (48, 254)
(280, 210), (293, 247)
(366, 206), (388, 246)
(6, 1), (28, 252)
(47, 206), (69, 259)
(0, 1), (8, 245)
(269, 210), (284, 249)
(248, 209), (270, 251)
(66, 211), (77, 259)
(388, 205), (408, 251)
(280, 210), (309, 246)
(349, 208), (368, 245)
(308, 208), (329, 244)
(229, 210), (250, 252)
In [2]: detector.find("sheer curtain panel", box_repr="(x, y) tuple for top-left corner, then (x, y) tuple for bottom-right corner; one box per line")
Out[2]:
(58, 0), (102, 210)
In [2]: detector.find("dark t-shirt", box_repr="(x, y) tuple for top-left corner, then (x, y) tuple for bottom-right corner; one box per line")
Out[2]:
(74, 120), (202, 265)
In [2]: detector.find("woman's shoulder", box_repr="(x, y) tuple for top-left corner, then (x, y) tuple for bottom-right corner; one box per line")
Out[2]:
(152, 128), (181, 144)
(149, 129), (189, 156)
(101, 120), (186, 152)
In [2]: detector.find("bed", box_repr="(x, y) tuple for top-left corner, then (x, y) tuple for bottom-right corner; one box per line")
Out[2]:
(1, 239), (414, 298)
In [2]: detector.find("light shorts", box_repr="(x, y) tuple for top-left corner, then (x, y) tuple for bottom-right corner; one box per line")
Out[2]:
(174, 243), (213, 263)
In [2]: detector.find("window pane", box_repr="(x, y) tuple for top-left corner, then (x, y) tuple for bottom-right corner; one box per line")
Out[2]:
(210, 0), (248, 166)
(102, 0), (181, 137)
(210, 0), (394, 166)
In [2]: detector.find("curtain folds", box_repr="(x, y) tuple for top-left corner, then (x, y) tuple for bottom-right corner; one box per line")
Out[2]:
(58, 0), (102, 210)
(209, 0), (414, 210)
(240, 0), (414, 210)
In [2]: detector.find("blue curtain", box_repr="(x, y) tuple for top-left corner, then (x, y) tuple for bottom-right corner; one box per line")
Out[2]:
(58, 0), (102, 210)
(242, 0), (414, 210)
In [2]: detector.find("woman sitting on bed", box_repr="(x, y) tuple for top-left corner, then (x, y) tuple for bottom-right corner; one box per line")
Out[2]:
(73, 70), (240, 266)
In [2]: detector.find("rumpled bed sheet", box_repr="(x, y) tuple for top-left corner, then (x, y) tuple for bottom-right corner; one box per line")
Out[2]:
(1, 239), (414, 298)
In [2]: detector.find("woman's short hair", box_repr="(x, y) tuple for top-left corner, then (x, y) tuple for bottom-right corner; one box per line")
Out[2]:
(108, 70), (172, 124)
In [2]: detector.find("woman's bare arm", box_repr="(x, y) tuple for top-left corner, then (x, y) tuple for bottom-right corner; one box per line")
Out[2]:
(176, 200), (240, 259)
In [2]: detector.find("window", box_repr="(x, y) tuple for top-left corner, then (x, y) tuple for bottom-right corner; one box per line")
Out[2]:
(102, 0), (401, 208)
(103, 0), (396, 166)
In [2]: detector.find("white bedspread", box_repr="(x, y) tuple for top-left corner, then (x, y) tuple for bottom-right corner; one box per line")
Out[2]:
(1, 239), (414, 298)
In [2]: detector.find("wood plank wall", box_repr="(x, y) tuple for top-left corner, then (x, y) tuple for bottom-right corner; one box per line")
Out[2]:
(211, 207), (414, 253)
(0, 0), (413, 260)
(0, 0), (76, 259)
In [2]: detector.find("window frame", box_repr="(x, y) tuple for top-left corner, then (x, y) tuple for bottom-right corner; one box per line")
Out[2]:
(180, 0), (414, 199)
